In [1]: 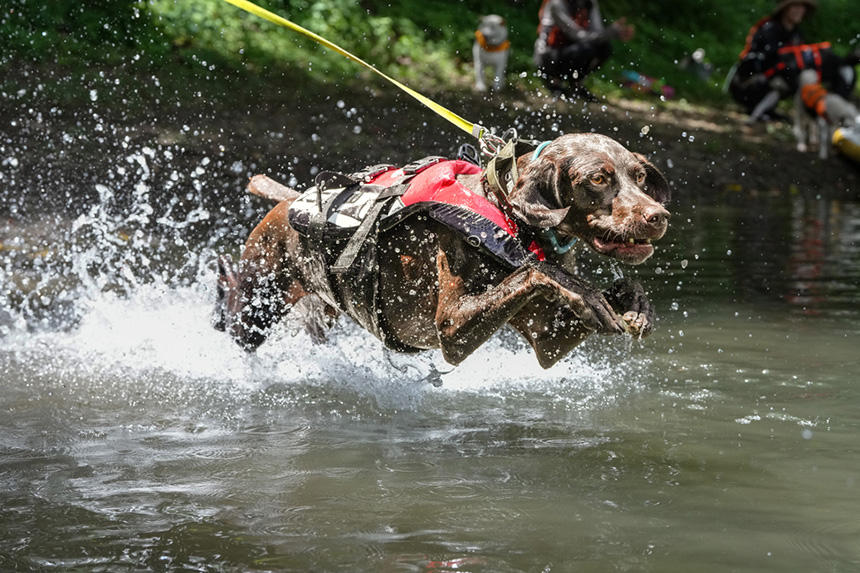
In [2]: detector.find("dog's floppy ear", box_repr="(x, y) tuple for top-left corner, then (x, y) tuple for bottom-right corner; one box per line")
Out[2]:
(508, 159), (570, 229)
(634, 153), (671, 205)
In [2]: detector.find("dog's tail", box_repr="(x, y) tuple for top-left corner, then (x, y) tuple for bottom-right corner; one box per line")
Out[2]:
(247, 174), (301, 203)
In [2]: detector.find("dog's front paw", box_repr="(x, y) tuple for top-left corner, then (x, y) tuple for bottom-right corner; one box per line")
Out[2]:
(604, 278), (656, 338)
(582, 289), (627, 335)
(548, 284), (626, 336)
(530, 265), (625, 335)
(621, 310), (651, 338)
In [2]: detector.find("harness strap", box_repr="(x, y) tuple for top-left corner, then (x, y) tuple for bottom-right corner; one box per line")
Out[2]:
(306, 177), (352, 304)
(483, 139), (519, 225)
(401, 156), (446, 175)
(483, 137), (542, 227)
(309, 177), (347, 247)
(350, 163), (396, 183)
(331, 182), (410, 274)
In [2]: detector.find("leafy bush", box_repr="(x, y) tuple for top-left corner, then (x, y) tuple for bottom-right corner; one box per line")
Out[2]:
(2, 0), (858, 101)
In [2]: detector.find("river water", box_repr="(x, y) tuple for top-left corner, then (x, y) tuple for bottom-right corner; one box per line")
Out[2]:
(2, 121), (860, 571)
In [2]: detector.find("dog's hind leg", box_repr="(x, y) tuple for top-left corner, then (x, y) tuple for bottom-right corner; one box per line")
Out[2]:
(214, 254), (238, 333)
(215, 252), (309, 351)
(292, 293), (338, 344)
(215, 203), (312, 351)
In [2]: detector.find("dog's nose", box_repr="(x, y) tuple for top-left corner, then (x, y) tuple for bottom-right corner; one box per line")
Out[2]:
(643, 205), (670, 226)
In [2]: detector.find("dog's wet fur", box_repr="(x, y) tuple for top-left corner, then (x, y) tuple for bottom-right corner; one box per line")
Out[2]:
(215, 133), (670, 368)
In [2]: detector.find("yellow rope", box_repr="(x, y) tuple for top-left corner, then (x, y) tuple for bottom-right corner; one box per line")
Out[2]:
(221, 0), (483, 139)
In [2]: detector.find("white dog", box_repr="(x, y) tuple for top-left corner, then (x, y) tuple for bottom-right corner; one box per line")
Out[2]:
(795, 69), (859, 159)
(473, 15), (509, 92)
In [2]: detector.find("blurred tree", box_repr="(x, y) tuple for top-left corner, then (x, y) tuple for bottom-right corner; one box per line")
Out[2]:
(3, 0), (150, 46)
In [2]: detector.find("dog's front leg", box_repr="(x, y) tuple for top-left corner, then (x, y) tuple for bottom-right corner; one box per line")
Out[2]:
(603, 277), (656, 338)
(433, 249), (623, 366)
(473, 43), (487, 92)
(510, 278), (656, 368)
(494, 53), (508, 91)
(508, 301), (598, 369)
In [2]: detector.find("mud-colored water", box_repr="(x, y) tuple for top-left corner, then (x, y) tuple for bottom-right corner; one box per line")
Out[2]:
(2, 108), (860, 571)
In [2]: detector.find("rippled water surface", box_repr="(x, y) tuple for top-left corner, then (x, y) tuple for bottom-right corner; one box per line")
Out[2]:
(2, 132), (860, 571)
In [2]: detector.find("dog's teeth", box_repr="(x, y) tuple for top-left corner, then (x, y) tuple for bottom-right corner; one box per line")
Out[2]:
(628, 238), (635, 244)
(645, 238), (651, 244)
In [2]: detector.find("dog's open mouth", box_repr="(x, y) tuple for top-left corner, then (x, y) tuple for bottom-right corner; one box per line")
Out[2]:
(591, 235), (655, 261)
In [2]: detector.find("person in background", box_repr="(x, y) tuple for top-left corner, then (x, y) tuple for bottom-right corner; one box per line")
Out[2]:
(534, 0), (634, 101)
(729, 0), (858, 124)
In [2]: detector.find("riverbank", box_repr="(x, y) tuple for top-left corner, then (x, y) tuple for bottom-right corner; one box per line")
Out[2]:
(2, 59), (858, 222)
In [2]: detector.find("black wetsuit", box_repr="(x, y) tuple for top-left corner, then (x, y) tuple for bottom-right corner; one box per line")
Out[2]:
(730, 18), (804, 112)
(731, 18), (856, 113)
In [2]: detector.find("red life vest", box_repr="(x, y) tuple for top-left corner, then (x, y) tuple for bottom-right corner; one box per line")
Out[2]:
(369, 160), (512, 233)
(288, 158), (547, 265)
(368, 160), (546, 261)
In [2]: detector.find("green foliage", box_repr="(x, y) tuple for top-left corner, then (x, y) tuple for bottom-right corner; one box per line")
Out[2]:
(0, 0), (156, 64)
(144, 0), (468, 85)
(605, 0), (859, 101)
(2, 0), (858, 102)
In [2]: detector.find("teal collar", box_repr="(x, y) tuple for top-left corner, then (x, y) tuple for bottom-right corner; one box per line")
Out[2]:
(541, 228), (578, 254)
(532, 140), (552, 160)
(530, 140), (576, 254)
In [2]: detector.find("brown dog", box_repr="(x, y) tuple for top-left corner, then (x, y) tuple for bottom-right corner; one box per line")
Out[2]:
(215, 133), (670, 369)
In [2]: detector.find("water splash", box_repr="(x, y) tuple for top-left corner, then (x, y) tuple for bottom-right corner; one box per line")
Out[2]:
(1, 137), (651, 419)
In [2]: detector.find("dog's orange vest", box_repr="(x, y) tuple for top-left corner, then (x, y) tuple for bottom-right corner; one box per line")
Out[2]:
(801, 82), (828, 117)
(475, 30), (510, 52)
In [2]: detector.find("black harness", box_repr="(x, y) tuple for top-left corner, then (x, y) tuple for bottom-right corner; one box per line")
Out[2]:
(287, 145), (548, 352)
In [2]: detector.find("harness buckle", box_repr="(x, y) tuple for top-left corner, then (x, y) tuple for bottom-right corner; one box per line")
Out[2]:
(457, 143), (481, 167)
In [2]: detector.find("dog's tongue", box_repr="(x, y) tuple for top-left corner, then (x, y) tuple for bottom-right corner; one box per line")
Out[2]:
(592, 236), (623, 254)
(592, 237), (653, 259)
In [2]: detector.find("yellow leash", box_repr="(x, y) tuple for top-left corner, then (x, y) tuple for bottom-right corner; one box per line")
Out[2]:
(221, 0), (493, 145)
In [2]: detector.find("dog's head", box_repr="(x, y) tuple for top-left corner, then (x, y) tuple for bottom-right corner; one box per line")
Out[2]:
(510, 133), (670, 265)
(477, 15), (508, 46)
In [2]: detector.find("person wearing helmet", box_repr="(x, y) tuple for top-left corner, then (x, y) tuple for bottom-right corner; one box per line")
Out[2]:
(533, 0), (634, 101)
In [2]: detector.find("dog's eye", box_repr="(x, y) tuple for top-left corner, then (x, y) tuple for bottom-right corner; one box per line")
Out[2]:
(635, 171), (646, 185)
(590, 174), (607, 186)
